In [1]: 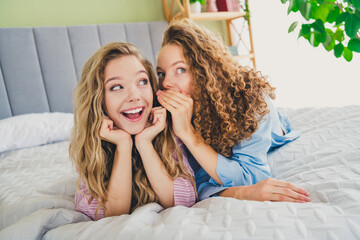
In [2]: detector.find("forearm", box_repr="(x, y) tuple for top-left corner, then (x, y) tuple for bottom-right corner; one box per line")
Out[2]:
(218, 186), (248, 199)
(105, 145), (132, 217)
(137, 143), (174, 208)
(180, 132), (222, 185)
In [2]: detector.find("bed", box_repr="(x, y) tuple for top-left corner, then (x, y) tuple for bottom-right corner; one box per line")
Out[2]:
(1, 21), (360, 240)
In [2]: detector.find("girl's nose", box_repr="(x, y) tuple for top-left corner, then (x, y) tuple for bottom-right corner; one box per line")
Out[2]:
(162, 76), (174, 89)
(127, 87), (141, 102)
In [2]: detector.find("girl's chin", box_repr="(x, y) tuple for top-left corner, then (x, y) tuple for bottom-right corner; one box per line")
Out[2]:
(121, 123), (147, 135)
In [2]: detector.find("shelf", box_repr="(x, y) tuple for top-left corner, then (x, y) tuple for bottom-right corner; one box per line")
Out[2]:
(162, 0), (256, 69)
(189, 11), (246, 21)
(233, 53), (255, 60)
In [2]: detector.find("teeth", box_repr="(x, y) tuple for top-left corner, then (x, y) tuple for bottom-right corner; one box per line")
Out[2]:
(123, 107), (142, 114)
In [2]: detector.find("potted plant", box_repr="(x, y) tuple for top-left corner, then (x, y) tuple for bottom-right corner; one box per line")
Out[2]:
(281, 0), (360, 62)
(190, 0), (206, 13)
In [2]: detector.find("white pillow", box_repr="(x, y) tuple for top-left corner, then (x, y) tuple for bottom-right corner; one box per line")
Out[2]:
(0, 112), (74, 153)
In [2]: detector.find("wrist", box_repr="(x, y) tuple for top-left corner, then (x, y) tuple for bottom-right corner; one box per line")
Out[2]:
(218, 186), (248, 200)
(135, 140), (153, 154)
(116, 138), (133, 152)
(178, 128), (198, 146)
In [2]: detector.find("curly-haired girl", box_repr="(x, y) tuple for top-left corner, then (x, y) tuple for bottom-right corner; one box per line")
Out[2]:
(156, 19), (310, 203)
(69, 42), (196, 220)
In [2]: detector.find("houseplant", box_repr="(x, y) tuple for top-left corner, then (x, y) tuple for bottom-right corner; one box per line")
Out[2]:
(281, 0), (360, 62)
(190, 0), (206, 13)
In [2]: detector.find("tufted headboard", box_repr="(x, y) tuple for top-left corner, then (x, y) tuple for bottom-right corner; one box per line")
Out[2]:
(0, 21), (168, 120)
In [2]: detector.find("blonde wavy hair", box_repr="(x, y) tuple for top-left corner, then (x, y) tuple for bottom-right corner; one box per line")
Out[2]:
(162, 19), (275, 157)
(69, 42), (195, 218)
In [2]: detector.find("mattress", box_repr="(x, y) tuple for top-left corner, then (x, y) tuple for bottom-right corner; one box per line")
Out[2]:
(0, 106), (360, 239)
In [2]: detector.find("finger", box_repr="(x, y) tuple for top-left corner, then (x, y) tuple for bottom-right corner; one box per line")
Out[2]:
(157, 92), (183, 109)
(152, 106), (165, 111)
(101, 118), (113, 131)
(157, 94), (177, 113)
(269, 179), (310, 196)
(180, 90), (191, 98)
(158, 90), (190, 104)
(152, 110), (165, 125)
(270, 194), (308, 203)
(151, 107), (165, 124)
(272, 187), (311, 202)
(102, 115), (111, 121)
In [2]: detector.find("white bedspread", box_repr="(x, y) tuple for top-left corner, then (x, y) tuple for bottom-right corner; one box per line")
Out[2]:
(1, 106), (360, 239)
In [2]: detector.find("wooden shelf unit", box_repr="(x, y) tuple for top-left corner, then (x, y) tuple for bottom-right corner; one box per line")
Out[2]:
(162, 0), (256, 69)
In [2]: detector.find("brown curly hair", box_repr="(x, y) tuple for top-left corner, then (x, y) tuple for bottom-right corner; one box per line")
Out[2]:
(161, 19), (275, 157)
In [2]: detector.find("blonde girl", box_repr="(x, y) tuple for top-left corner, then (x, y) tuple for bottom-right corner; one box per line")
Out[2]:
(69, 42), (196, 220)
(156, 19), (310, 203)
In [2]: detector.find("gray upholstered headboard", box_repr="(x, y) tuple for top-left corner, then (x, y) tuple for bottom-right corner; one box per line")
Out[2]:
(0, 21), (168, 120)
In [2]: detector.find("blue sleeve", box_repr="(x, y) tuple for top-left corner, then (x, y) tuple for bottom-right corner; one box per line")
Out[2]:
(194, 101), (300, 200)
(196, 109), (275, 200)
(210, 115), (273, 187)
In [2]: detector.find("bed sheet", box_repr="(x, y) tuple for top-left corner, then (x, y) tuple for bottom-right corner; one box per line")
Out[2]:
(0, 106), (359, 239)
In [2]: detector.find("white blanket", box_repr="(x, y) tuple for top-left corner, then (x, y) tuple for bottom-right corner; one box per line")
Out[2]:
(1, 106), (360, 239)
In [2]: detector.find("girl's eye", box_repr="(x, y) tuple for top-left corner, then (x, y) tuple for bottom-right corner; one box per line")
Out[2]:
(139, 79), (148, 86)
(110, 85), (122, 91)
(157, 72), (165, 79)
(176, 68), (186, 74)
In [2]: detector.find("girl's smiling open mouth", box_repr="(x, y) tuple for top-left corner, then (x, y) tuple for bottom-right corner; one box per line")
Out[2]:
(121, 106), (145, 122)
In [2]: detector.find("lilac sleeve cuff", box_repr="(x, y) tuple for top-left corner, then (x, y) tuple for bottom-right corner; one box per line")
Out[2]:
(75, 180), (104, 220)
(173, 177), (196, 207)
(173, 151), (196, 207)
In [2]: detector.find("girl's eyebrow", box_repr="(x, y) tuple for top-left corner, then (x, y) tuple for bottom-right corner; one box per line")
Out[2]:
(156, 60), (185, 71)
(105, 76), (122, 84)
(105, 70), (147, 84)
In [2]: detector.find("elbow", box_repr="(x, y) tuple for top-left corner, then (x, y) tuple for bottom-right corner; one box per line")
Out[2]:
(104, 207), (130, 217)
(213, 176), (223, 185)
(160, 198), (175, 209)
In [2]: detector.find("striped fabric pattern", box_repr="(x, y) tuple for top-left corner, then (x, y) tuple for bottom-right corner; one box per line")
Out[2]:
(75, 152), (196, 220)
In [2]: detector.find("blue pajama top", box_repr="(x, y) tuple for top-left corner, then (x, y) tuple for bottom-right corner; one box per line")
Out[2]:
(184, 100), (300, 200)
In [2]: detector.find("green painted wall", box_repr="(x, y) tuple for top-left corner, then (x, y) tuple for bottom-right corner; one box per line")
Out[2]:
(0, 0), (227, 41)
(0, 0), (164, 27)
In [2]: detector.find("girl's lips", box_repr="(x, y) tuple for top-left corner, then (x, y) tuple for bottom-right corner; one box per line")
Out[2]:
(121, 107), (145, 122)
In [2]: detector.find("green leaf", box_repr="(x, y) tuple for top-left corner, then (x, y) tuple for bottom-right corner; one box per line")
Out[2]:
(317, 0), (325, 4)
(322, 31), (336, 51)
(288, 0), (299, 14)
(311, 19), (326, 32)
(280, 0), (289, 3)
(313, 4), (331, 22)
(310, 32), (320, 46)
(302, 24), (311, 35)
(335, 12), (350, 25)
(334, 43), (344, 58)
(298, 0), (311, 20)
(326, 6), (341, 23)
(310, 2), (319, 19)
(288, 21), (299, 33)
(343, 47), (353, 61)
(348, 38), (360, 52)
(315, 31), (327, 43)
(354, 0), (360, 11)
(345, 14), (360, 38)
(299, 24), (311, 39)
(334, 28), (345, 42)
